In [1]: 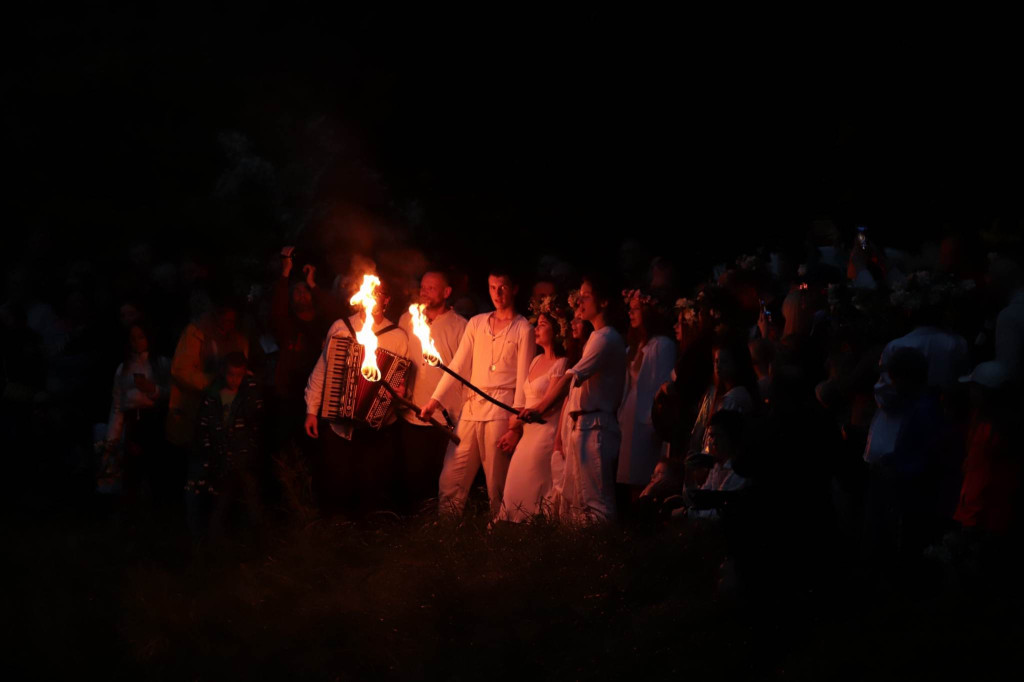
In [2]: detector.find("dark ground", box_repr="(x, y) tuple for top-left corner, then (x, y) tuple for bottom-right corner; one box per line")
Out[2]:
(6, 463), (1022, 681)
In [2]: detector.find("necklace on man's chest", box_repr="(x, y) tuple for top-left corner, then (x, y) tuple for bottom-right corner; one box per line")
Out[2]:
(489, 319), (512, 372)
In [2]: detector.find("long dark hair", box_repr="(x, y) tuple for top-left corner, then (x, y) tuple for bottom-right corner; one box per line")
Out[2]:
(123, 323), (161, 379)
(565, 318), (594, 367)
(535, 312), (567, 359)
(712, 335), (761, 406)
(581, 273), (626, 333)
(627, 301), (673, 363)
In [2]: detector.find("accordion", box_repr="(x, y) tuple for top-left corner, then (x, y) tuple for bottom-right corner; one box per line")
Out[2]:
(318, 335), (412, 430)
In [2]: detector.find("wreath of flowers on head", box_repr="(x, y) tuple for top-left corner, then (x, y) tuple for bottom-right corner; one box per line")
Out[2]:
(889, 271), (976, 312)
(623, 288), (674, 323)
(529, 295), (571, 344)
(674, 297), (698, 325)
(567, 288), (581, 310)
(622, 288), (655, 307)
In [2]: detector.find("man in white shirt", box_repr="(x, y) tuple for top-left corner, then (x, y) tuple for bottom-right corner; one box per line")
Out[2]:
(522, 276), (626, 522)
(991, 256), (1024, 384)
(396, 270), (467, 512)
(421, 269), (534, 517)
(865, 317), (968, 463)
(303, 278), (410, 516)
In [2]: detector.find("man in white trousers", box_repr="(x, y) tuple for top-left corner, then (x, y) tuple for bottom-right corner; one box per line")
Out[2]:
(397, 270), (467, 512)
(420, 268), (534, 516)
(521, 276), (626, 522)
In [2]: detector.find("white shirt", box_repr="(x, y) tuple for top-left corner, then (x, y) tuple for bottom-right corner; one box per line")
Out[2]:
(996, 288), (1024, 383)
(690, 459), (747, 519)
(880, 326), (969, 390)
(565, 325), (627, 422)
(431, 312), (534, 422)
(864, 325), (967, 462)
(700, 459), (747, 492)
(305, 314), (410, 438)
(106, 353), (170, 444)
(397, 307), (467, 425)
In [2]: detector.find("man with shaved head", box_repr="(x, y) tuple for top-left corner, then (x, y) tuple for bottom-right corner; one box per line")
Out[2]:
(396, 269), (467, 512)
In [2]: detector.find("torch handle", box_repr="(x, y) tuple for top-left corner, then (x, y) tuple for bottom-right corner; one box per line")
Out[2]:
(379, 382), (461, 445)
(436, 362), (545, 424)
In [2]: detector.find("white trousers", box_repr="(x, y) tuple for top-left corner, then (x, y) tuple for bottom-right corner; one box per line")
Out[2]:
(560, 414), (620, 523)
(438, 418), (511, 517)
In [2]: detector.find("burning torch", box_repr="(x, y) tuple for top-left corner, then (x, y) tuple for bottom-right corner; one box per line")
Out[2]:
(408, 304), (545, 424)
(349, 276), (459, 444)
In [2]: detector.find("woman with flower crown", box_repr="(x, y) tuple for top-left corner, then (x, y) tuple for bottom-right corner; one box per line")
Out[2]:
(616, 289), (677, 502)
(497, 296), (571, 522)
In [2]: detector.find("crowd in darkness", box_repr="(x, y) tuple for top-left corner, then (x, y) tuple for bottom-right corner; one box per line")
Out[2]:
(2, 220), (1022, 605)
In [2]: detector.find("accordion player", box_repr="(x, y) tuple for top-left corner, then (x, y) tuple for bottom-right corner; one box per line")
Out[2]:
(318, 334), (412, 430)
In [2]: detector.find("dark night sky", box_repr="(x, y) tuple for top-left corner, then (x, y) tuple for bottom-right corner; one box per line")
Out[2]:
(7, 8), (1022, 276)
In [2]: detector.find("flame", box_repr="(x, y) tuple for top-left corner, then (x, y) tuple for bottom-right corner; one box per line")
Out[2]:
(349, 274), (382, 382)
(408, 304), (441, 366)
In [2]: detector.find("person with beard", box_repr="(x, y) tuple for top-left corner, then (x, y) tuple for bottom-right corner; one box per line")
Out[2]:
(420, 268), (534, 518)
(396, 270), (467, 513)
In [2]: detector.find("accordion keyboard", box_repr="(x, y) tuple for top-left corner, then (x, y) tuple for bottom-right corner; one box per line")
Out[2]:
(319, 334), (411, 430)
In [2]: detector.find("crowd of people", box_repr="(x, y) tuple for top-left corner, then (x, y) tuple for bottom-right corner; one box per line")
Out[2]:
(3, 224), (1022, 602)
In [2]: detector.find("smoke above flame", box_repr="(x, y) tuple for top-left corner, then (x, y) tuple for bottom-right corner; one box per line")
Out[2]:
(408, 303), (441, 366)
(350, 274), (382, 382)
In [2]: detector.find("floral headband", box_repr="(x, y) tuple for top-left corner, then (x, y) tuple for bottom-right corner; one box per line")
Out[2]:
(889, 271), (976, 311)
(529, 294), (571, 343)
(622, 288), (656, 306)
(674, 297), (698, 325)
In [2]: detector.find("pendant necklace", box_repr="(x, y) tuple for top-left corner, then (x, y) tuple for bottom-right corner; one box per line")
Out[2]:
(489, 316), (511, 372)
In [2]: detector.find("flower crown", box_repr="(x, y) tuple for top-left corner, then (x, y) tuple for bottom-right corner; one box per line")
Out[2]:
(674, 297), (698, 325)
(529, 294), (571, 343)
(622, 288), (656, 307)
(889, 271), (975, 311)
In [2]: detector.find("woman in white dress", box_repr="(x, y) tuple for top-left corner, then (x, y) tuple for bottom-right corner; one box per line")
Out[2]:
(617, 289), (677, 499)
(498, 300), (569, 522)
(547, 298), (593, 515)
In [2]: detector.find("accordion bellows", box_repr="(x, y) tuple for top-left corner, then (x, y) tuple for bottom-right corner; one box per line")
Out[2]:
(319, 335), (412, 430)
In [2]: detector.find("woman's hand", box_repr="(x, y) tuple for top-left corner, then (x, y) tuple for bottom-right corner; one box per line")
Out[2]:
(519, 407), (541, 423)
(496, 429), (521, 455)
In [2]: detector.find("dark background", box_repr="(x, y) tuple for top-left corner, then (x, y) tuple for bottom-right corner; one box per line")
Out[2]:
(7, 7), (1022, 279)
